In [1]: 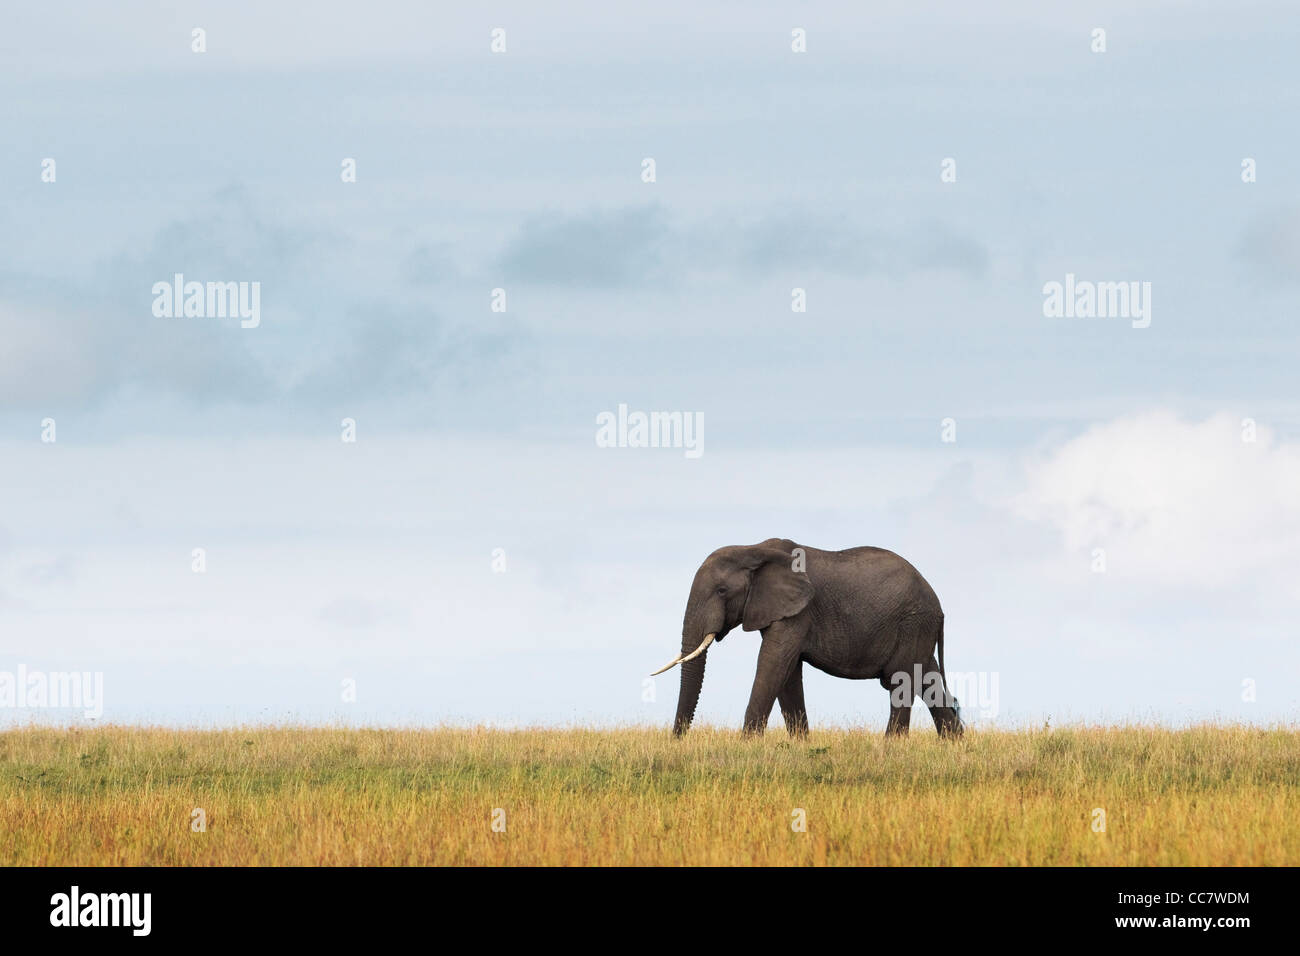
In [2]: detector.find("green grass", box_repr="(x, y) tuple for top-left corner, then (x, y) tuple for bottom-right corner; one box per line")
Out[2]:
(1, 724), (1296, 865)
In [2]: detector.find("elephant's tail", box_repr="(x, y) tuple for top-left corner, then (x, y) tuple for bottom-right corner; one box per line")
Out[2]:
(938, 615), (961, 720)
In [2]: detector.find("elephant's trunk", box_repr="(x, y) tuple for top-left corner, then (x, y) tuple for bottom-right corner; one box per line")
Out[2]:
(672, 649), (707, 736)
(671, 617), (716, 735)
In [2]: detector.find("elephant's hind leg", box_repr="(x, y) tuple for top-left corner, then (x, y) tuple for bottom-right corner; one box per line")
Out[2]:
(927, 702), (963, 738)
(921, 653), (963, 738)
(777, 661), (809, 738)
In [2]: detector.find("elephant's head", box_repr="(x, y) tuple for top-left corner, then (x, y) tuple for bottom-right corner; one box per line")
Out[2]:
(651, 540), (814, 735)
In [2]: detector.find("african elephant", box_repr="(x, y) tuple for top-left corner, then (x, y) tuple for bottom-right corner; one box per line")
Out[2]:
(651, 538), (962, 738)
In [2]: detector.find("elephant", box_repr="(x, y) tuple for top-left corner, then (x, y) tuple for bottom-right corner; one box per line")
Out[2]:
(651, 538), (962, 738)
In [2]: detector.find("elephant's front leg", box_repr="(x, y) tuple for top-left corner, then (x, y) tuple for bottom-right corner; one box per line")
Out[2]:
(777, 661), (809, 738)
(885, 668), (912, 736)
(886, 703), (911, 736)
(742, 627), (803, 735)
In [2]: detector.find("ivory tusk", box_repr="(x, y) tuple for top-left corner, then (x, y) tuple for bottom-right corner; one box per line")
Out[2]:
(648, 657), (682, 677)
(679, 633), (716, 663)
(649, 633), (716, 676)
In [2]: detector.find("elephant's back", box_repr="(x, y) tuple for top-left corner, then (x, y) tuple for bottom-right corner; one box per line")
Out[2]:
(813, 545), (942, 615)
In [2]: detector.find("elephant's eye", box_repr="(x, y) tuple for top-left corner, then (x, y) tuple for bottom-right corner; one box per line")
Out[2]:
(716, 586), (727, 594)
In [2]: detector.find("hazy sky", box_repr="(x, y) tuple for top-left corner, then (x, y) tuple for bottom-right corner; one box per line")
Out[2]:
(2, 1), (1298, 729)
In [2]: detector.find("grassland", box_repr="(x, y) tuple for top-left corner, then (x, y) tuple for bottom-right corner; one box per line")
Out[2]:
(0, 724), (1296, 865)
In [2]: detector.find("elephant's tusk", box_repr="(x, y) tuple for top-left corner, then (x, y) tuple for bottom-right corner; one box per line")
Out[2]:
(648, 657), (682, 676)
(649, 633), (715, 676)
(679, 633), (715, 663)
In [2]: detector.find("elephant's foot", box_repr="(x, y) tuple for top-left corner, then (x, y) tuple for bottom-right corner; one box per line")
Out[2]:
(782, 711), (809, 738)
(885, 704), (912, 736)
(928, 702), (964, 739)
(933, 711), (964, 739)
(741, 712), (769, 736)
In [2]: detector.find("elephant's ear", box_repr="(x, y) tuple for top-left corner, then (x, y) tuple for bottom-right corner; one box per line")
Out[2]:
(741, 549), (814, 632)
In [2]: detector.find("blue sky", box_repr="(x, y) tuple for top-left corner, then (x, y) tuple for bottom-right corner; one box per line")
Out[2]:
(2, 1), (1298, 729)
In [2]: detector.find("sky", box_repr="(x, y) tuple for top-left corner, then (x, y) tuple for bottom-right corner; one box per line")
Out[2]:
(2, 1), (1298, 729)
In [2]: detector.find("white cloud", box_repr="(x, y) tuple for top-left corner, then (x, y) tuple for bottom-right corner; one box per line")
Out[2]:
(1014, 411), (1300, 591)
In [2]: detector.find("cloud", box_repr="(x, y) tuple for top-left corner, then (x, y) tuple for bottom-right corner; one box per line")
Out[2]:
(401, 243), (463, 286)
(498, 206), (672, 287)
(1013, 411), (1300, 593)
(0, 294), (274, 408)
(1237, 208), (1300, 283)
(318, 596), (408, 630)
(0, 189), (514, 413)
(286, 302), (517, 406)
(496, 205), (989, 287)
(22, 554), (78, 586)
(727, 213), (989, 278)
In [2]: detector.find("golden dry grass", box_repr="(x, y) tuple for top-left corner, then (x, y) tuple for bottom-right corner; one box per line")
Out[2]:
(0, 723), (1296, 865)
